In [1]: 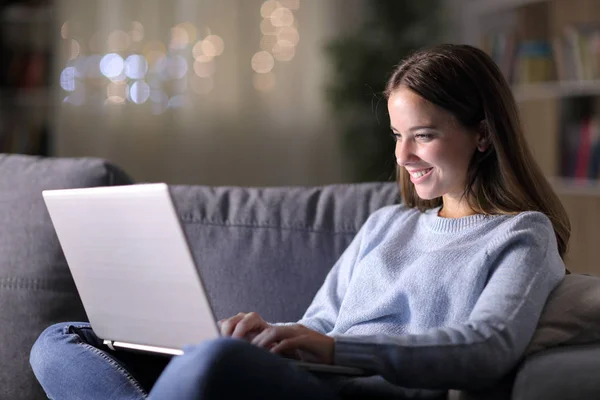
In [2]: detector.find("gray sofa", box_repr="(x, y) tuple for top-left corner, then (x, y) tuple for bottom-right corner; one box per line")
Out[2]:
(1, 153), (599, 400)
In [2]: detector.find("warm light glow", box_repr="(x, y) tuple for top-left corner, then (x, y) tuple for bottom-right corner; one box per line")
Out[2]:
(253, 72), (276, 92)
(270, 7), (294, 27)
(143, 41), (167, 55)
(107, 81), (129, 102)
(100, 53), (125, 78)
(276, 26), (299, 46)
(105, 96), (126, 105)
(125, 54), (148, 79)
(145, 51), (165, 67)
(177, 22), (198, 43)
(107, 30), (131, 52)
(261, 0), (280, 18)
(260, 35), (278, 52)
(193, 58), (215, 77)
(130, 21), (145, 42)
(279, 0), (300, 10)
(69, 39), (81, 60)
(130, 80), (150, 104)
(251, 51), (275, 73)
(170, 26), (190, 49)
(60, 67), (77, 92)
(273, 40), (295, 61)
(192, 41), (213, 61)
(61, 21), (69, 39)
(204, 35), (224, 56)
(190, 75), (213, 95)
(260, 18), (277, 35)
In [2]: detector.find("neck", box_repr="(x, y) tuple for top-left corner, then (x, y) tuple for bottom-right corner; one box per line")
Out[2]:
(439, 197), (477, 219)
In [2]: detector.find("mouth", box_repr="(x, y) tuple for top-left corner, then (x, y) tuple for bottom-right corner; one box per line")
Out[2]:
(408, 167), (433, 183)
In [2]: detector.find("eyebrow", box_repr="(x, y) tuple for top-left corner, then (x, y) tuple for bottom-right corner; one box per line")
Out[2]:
(390, 125), (437, 132)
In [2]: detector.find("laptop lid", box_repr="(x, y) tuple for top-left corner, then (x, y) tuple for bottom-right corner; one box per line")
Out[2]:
(42, 183), (220, 351)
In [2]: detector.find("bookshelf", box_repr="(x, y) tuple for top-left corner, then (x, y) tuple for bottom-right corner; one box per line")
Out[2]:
(467, 0), (600, 275)
(0, 1), (54, 156)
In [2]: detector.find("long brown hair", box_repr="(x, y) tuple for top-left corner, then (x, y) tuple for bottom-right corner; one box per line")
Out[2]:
(384, 44), (570, 259)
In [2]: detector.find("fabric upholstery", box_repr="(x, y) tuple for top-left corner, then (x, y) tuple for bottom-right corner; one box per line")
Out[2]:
(169, 183), (400, 322)
(524, 274), (600, 356)
(0, 154), (133, 400)
(512, 343), (600, 400)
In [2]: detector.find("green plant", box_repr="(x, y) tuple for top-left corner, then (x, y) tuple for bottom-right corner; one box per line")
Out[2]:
(325, 0), (445, 182)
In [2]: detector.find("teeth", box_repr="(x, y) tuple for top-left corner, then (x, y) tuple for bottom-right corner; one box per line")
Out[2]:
(411, 168), (431, 178)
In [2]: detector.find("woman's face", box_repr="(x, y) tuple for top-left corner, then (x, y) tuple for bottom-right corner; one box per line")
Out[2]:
(388, 87), (481, 205)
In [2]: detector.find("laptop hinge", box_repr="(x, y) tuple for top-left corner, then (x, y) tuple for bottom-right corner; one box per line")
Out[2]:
(104, 340), (184, 356)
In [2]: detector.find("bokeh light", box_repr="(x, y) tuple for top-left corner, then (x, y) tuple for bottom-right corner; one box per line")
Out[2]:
(107, 30), (131, 52)
(130, 21), (145, 42)
(61, 21), (69, 39)
(276, 26), (299, 45)
(100, 53), (125, 79)
(271, 7), (294, 27)
(170, 25), (190, 50)
(261, 0), (280, 18)
(69, 39), (81, 60)
(125, 54), (148, 79)
(130, 80), (150, 104)
(260, 35), (278, 52)
(253, 72), (276, 92)
(260, 18), (277, 35)
(60, 67), (77, 92)
(251, 51), (275, 73)
(204, 35), (224, 56)
(166, 55), (188, 79)
(107, 81), (129, 99)
(279, 0), (300, 10)
(273, 40), (295, 61)
(193, 58), (216, 77)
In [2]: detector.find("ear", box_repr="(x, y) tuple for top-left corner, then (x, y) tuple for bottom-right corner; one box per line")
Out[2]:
(476, 120), (489, 152)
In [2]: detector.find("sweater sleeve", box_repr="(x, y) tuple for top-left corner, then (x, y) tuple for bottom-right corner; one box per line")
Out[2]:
(332, 212), (566, 391)
(296, 220), (369, 334)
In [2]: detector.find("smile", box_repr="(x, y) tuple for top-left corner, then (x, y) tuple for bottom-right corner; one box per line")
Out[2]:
(408, 167), (433, 182)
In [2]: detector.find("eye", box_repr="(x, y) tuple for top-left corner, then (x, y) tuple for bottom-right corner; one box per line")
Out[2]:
(415, 133), (434, 142)
(390, 132), (401, 141)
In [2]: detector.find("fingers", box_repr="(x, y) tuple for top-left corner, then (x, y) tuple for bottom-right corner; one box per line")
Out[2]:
(218, 313), (246, 337)
(251, 325), (287, 348)
(270, 335), (309, 356)
(231, 312), (267, 339)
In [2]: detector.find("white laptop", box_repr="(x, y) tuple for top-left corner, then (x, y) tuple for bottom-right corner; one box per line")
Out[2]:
(42, 183), (367, 376)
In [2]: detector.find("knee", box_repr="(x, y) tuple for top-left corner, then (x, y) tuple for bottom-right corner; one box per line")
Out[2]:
(30, 322), (88, 384)
(150, 338), (255, 398)
(183, 337), (253, 375)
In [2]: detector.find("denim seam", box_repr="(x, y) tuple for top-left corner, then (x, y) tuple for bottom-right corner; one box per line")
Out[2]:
(68, 326), (148, 398)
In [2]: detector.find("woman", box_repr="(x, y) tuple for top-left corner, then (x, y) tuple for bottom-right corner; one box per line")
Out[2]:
(30, 44), (570, 400)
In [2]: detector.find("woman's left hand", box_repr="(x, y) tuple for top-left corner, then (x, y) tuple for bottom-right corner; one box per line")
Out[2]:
(251, 324), (334, 365)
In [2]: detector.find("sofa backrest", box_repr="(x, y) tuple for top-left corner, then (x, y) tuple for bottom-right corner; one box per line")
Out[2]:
(170, 183), (399, 323)
(0, 154), (133, 400)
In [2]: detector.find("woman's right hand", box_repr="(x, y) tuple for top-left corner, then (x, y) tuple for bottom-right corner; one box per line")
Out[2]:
(217, 312), (270, 341)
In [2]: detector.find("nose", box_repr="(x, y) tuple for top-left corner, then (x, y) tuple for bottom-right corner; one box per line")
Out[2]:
(395, 139), (419, 166)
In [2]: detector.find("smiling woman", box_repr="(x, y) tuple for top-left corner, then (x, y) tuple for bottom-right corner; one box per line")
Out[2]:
(30, 44), (572, 400)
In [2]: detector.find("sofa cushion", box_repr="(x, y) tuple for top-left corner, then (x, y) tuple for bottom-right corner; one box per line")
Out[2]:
(169, 183), (399, 322)
(512, 342), (600, 400)
(0, 154), (133, 400)
(524, 274), (600, 356)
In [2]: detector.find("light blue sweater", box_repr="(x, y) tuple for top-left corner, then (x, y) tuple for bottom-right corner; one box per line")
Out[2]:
(297, 205), (565, 392)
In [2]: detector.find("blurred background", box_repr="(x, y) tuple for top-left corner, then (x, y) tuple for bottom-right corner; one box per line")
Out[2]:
(1, 0), (600, 273)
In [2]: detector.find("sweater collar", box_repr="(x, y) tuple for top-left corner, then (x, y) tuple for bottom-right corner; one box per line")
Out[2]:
(423, 206), (493, 233)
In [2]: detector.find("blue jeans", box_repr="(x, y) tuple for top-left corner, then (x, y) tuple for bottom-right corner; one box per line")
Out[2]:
(30, 322), (341, 400)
